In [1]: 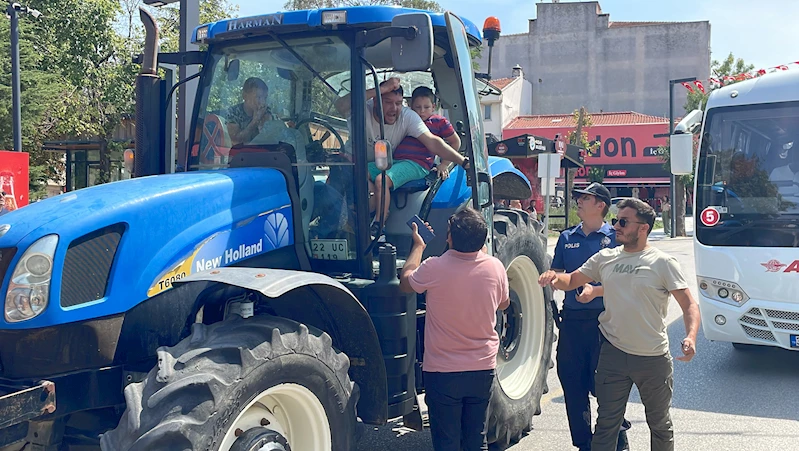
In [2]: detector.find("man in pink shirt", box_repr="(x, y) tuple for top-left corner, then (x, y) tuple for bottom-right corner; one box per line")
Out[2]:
(400, 208), (510, 451)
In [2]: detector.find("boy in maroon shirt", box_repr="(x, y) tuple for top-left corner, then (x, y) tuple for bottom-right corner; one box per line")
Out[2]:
(392, 86), (462, 178)
(370, 87), (463, 237)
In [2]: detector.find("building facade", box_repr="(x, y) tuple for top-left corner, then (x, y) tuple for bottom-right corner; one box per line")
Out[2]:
(504, 111), (673, 211)
(481, 65), (533, 139)
(476, 1), (711, 118)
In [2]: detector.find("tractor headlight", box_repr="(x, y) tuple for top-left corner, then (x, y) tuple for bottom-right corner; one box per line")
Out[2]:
(5, 235), (58, 322)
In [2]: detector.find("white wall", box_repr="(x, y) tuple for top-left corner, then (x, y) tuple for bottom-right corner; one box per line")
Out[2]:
(480, 76), (533, 139)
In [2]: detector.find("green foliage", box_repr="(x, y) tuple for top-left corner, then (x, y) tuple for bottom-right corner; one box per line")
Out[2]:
(548, 206), (580, 232)
(284, 0), (442, 10)
(587, 166), (604, 183)
(684, 52), (755, 112)
(147, 0), (239, 53)
(658, 141), (696, 187)
(0, 0), (237, 199)
(662, 52), (753, 188)
(566, 109), (600, 153)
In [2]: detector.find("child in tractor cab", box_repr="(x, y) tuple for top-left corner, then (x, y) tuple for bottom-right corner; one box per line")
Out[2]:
(369, 86), (463, 238)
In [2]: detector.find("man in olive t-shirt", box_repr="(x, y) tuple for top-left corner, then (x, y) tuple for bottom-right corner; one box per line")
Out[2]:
(539, 198), (701, 451)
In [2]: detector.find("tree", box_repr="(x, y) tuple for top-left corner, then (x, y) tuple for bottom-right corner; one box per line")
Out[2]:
(146, 0), (240, 54)
(285, 0), (442, 10)
(0, 2), (78, 197)
(685, 52), (755, 112)
(563, 108), (600, 226)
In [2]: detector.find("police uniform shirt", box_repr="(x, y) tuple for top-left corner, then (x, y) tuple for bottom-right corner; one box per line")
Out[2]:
(552, 222), (616, 310)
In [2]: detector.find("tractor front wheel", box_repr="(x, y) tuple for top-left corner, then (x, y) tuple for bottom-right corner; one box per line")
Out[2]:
(487, 208), (555, 450)
(100, 315), (358, 451)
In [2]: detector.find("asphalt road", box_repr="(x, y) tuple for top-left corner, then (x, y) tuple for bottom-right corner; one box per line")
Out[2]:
(357, 218), (799, 451)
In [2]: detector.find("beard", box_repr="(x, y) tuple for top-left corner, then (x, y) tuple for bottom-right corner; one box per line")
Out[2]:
(617, 233), (639, 247)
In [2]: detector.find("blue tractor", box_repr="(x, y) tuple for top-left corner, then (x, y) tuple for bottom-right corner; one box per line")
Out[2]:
(0, 6), (554, 450)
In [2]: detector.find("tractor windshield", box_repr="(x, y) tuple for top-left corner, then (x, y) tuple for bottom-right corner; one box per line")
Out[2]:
(189, 35), (361, 263)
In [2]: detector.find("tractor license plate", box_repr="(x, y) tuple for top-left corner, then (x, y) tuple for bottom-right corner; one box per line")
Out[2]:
(791, 335), (799, 348)
(311, 239), (348, 260)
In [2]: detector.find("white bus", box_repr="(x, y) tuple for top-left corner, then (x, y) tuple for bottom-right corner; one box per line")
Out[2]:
(671, 69), (799, 351)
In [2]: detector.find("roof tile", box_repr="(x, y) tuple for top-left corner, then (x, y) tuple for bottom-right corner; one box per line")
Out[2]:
(506, 111), (670, 129)
(489, 77), (516, 90)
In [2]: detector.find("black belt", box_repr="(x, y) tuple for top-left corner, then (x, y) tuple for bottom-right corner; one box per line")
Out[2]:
(560, 308), (603, 321)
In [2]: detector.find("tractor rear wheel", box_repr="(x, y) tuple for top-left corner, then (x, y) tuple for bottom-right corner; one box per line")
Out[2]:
(487, 208), (555, 450)
(100, 315), (358, 451)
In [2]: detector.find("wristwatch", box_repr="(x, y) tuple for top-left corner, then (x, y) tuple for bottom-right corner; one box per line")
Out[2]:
(460, 157), (470, 169)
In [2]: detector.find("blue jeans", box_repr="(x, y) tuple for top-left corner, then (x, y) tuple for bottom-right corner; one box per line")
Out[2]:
(424, 370), (495, 451)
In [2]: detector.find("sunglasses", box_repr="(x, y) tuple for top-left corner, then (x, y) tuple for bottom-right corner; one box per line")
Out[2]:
(612, 218), (646, 227)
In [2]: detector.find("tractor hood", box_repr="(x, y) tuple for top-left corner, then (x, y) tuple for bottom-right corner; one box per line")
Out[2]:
(0, 168), (295, 328)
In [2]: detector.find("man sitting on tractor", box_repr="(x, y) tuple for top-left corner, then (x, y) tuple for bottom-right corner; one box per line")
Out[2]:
(226, 77), (273, 146)
(334, 77), (468, 238)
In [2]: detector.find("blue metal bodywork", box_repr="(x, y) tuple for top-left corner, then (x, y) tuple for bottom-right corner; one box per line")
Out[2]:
(192, 6), (483, 46)
(430, 157), (532, 209)
(0, 169), (293, 329)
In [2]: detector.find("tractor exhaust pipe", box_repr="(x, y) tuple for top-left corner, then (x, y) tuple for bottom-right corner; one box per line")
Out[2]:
(139, 7), (159, 76)
(134, 7), (164, 177)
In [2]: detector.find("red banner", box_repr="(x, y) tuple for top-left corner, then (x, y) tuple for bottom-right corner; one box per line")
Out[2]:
(0, 151), (30, 213)
(681, 60), (799, 91)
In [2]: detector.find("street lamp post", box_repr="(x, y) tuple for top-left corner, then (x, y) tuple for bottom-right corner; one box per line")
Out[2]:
(668, 76), (696, 238)
(6, 2), (41, 152)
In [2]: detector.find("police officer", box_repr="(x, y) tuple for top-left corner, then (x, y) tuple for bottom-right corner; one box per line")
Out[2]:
(552, 182), (630, 451)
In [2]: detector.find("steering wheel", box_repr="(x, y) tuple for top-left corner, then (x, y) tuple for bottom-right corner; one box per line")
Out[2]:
(293, 117), (346, 163)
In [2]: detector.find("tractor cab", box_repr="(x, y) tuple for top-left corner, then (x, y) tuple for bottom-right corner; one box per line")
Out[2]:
(183, 7), (493, 278)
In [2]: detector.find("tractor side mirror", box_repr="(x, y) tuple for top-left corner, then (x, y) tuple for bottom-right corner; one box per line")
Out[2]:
(226, 58), (240, 82)
(391, 13), (433, 72)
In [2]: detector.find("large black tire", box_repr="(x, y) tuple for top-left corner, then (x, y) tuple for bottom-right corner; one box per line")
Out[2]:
(487, 208), (555, 450)
(100, 315), (358, 451)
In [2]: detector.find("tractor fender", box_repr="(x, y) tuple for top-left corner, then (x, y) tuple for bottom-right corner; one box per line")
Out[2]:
(174, 267), (389, 425)
(489, 156), (533, 200)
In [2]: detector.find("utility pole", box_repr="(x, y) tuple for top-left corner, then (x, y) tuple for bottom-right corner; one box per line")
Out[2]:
(668, 77), (696, 238)
(6, 2), (41, 152)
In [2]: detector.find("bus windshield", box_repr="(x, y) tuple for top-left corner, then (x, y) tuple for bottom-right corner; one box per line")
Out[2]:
(695, 102), (799, 247)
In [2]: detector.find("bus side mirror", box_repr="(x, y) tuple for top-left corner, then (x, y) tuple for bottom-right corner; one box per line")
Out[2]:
(670, 133), (694, 175)
(391, 13), (433, 72)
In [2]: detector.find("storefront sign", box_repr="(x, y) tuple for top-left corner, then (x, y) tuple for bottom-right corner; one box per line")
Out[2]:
(0, 151), (29, 212)
(505, 123), (669, 165)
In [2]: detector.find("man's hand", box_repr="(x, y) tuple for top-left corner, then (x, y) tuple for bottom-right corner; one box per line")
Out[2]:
(253, 106), (269, 127)
(436, 162), (450, 180)
(410, 222), (433, 249)
(676, 337), (696, 362)
(576, 284), (597, 303)
(538, 270), (558, 288)
(379, 77), (401, 94)
(401, 220), (432, 294)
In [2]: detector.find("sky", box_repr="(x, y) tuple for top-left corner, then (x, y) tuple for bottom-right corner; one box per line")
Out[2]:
(233, 0), (799, 74)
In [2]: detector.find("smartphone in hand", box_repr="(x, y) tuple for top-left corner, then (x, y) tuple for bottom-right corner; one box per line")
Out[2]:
(407, 215), (435, 244)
